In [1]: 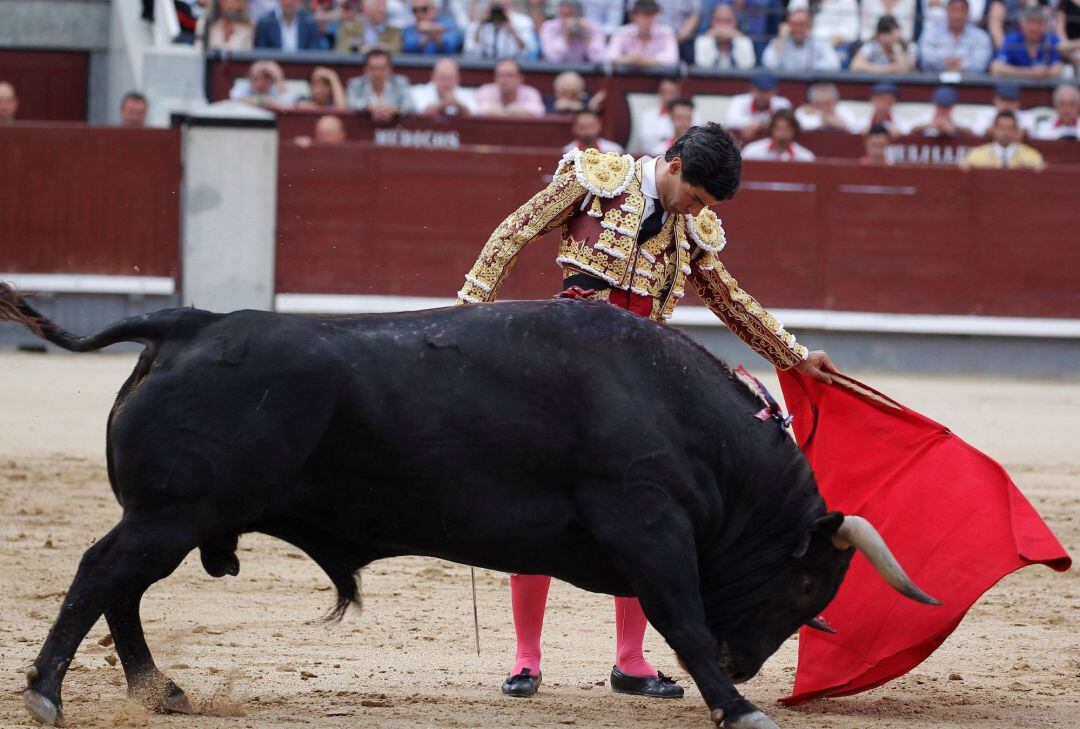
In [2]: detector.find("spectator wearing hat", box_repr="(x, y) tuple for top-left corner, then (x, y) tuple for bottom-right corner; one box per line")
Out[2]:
(540, 0), (607, 62)
(970, 82), (1035, 136)
(402, 0), (463, 54)
(762, 8), (842, 72)
(476, 59), (545, 117)
(0, 81), (17, 124)
(564, 108), (625, 154)
(694, 4), (756, 70)
(606, 0), (679, 67)
(647, 97), (696, 155)
(910, 86), (976, 137)
(990, 7), (1064, 78)
(346, 49), (414, 122)
(742, 108), (816, 162)
(854, 81), (912, 137)
(253, 0), (326, 50)
(861, 124), (894, 165)
(725, 74), (793, 141)
(795, 83), (862, 133)
(636, 78), (704, 154)
(962, 111), (1045, 170)
(1032, 82), (1080, 139)
(918, 0), (994, 73)
(851, 16), (918, 73)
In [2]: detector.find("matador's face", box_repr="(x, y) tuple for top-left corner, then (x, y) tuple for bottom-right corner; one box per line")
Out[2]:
(656, 157), (720, 218)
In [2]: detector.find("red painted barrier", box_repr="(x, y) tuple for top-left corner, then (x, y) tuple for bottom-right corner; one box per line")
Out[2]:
(277, 142), (1080, 320)
(0, 50), (89, 121)
(0, 126), (182, 277)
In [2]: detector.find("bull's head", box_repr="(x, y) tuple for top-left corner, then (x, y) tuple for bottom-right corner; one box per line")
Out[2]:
(712, 512), (939, 684)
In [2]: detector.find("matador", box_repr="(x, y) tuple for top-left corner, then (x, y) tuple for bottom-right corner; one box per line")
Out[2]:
(456, 122), (838, 700)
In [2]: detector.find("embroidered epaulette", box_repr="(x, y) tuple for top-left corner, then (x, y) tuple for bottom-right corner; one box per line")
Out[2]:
(686, 209), (726, 253)
(555, 147), (636, 198)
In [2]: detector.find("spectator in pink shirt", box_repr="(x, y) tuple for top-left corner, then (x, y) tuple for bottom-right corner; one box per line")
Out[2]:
(606, 0), (679, 67)
(540, 0), (607, 62)
(476, 59), (546, 117)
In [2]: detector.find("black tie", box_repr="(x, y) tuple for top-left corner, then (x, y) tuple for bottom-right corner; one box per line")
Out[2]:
(637, 200), (665, 245)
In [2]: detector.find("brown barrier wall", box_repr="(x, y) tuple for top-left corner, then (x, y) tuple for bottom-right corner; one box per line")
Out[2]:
(277, 143), (1080, 319)
(0, 50), (89, 121)
(0, 126), (182, 277)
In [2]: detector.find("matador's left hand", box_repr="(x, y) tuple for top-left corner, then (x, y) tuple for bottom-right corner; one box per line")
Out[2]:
(795, 350), (839, 385)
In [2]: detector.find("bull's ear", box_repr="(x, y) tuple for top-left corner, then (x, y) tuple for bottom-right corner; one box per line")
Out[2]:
(792, 512), (845, 558)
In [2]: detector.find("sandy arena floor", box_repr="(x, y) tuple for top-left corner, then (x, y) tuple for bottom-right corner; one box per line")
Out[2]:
(0, 351), (1076, 729)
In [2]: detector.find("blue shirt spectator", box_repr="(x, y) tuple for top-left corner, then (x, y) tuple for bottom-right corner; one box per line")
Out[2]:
(402, 2), (463, 54)
(918, 0), (993, 73)
(990, 7), (1064, 79)
(253, 0), (326, 51)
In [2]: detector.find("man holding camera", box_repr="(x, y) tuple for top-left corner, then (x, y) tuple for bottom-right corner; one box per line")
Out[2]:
(464, 0), (539, 60)
(540, 0), (607, 62)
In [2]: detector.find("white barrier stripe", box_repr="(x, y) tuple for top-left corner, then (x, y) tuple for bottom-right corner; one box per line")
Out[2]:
(0, 273), (175, 296)
(273, 294), (1080, 339)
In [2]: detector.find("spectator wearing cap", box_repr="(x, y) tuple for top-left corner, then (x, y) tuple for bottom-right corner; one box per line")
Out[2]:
(230, 59), (298, 111)
(1032, 82), (1080, 139)
(196, 0), (255, 51)
(919, 0), (994, 72)
(464, 0), (539, 60)
(412, 58), (476, 116)
(253, 0), (325, 50)
(762, 8), (842, 72)
(636, 78), (703, 154)
(647, 97), (696, 155)
(563, 108), (625, 154)
(694, 5), (756, 70)
(402, 0), (463, 54)
(346, 49), (414, 122)
(861, 124), (894, 165)
(796, 83), (861, 133)
(854, 81), (912, 137)
(742, 109), (816, 162)
(540, 0), (607, 63)
(606, 0), (679, 67)
(910, 86), (976, 137)
(970, 82), (1035, 136)
(725, 74), (793, 141)
(962, 110), (1045, 169)
(851, 16), (918, 73)
(476, 59), (545, 116)
(990, 7), (1064, 78)
(861, 0), (916, 43)
(120, 92), (149, 127)
(0, 81), (17, 124)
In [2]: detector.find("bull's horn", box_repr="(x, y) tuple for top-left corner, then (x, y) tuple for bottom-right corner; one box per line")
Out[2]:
(806, 617), (836, 634)
(833, 516), (942, 606)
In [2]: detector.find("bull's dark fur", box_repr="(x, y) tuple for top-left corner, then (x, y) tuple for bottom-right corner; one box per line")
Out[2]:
(2, 281), (854, 727)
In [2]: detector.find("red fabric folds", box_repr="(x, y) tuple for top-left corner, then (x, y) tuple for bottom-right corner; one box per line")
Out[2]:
(776, 370), (1071, 705)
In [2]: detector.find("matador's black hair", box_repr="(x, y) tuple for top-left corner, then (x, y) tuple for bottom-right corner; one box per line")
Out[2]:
(664, 122), (742, 202)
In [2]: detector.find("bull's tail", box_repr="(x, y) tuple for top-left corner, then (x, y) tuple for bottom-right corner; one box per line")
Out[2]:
(0, 281), (205, 352)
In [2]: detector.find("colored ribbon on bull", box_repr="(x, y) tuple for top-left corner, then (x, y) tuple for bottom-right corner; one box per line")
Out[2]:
(734, 365), (793, 429)
(776, 369), (1071, 704)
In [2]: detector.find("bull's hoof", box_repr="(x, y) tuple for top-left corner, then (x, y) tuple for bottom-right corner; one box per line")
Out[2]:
(23, 689), (65, 727)
(714, 709), (780, 729)
(160, 683), (194, 715)
(131, 675), (193, 715)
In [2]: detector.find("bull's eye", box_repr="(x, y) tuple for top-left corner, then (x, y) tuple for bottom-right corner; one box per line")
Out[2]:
(799, 576), (814, 596)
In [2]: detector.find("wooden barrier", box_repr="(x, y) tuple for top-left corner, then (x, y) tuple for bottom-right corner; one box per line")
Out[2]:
(277, 142), (1080, 320)
(0, 126), (182, 277)
(0, 50), (89, 121)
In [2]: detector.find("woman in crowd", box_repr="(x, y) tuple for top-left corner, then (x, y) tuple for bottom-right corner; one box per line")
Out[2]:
(298, 67), (349, 110)
(850, 15), (917, 73)
(231, 59), (297, 111)
(196, 0), (255, 51)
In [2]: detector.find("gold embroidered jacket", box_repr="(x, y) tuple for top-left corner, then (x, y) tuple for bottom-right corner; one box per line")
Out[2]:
(457, 148), (809, 369)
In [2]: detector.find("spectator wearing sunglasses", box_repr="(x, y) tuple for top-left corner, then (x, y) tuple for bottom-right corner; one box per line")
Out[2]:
(403, 0), (464, 54)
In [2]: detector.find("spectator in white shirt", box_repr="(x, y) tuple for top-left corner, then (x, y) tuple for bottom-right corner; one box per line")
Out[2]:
(563, 109), (625, 154)
(794, 0), (860, 50)
(464, 0), (539, 60)
(648, 97), (696, 155)
(909, 85), (976, 137)
(694, 4), (756, 70)
(1032, 82), (1080, 139)
(412, 57), (477, 116)
(970, 81), (1036, 136)
(724, 73), (793, 141)
(636, 78), (704, 154)
(742, 108), (817, 161)
(230, 59), (297, 111)
(762, 8), (843, 71)
(795, 82), (861, 133)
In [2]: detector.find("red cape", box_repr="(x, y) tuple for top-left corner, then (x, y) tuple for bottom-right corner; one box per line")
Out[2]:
(776, 370), (1071, 704)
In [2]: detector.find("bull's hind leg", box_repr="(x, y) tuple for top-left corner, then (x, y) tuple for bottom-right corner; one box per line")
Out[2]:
(105, 591), (193, 714)
(24, 517), (197, 727)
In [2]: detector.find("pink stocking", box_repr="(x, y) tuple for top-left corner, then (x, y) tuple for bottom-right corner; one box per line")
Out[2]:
(509, 574), (551, 675)
(614, 596), (657, 677)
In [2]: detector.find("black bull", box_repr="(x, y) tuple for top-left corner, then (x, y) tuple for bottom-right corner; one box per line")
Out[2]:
(0, 286), (937, 729)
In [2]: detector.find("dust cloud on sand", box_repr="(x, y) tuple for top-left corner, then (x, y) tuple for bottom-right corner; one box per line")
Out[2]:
(1, 352), (1076, 728)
